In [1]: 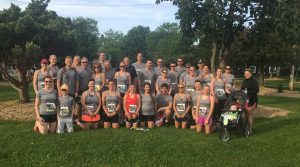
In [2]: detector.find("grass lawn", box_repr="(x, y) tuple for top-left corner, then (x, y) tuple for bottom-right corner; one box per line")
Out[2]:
(0, 96), (300, 166)
(0, 83), (35, 102)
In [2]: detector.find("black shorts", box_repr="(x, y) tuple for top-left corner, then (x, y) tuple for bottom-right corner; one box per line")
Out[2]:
(40, 114), (57, 123)
(139, 114), (155, 122)
(174, 115), (188, 122)
(125, 117), (138, 123)
(102, 113), (119, 123)
(248, 97), (258, 107)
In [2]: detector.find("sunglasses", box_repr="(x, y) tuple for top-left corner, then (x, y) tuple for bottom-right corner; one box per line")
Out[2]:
(120, 66), (124, 67)
(177, 61), (183, 62)
(178, 87), (184, 89)
(190, 70), (195, 71)
(170, 65), (176, 67)
(81, 62), (88, 63)
(45, 81), (52, 83)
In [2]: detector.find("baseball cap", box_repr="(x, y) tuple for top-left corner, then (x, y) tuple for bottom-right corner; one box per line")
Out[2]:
(198, 60), (204, 64)
(40, 59), (48, 64)
(61, 84), (68, 91)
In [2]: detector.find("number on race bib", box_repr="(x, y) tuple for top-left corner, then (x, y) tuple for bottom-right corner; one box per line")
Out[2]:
(199, 107), (208, 115)
(117, 85), (126, 93)
(107, 103), (116, 113)
(216, 89), (225, 97)
(129, 105), (137, 113)
(60, 107), (69, 116)
(87, 105), (94, 112)
(177, 103), (185, 114)
(145, 80), (151, 85)
(46, 103), (56, 112)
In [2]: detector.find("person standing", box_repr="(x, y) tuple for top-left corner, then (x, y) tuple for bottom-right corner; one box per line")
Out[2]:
(139, 60), (157, 94)
(155, 68), (171, 94)
(183, 66), (199, 93)
(175, 57), (185, 76)
(33, 58), (53, 94)
(72, 55), (81, 70)
(190, 79), (202, 130)
(179, 63), (191, 83)
(34, 76), (57, 134)
(196, 59), (205, 76)
(222, 65), (235, 92)
(132, 52), (146, 76)
(114, 62), (131, 96)
(168, 62), (179, 96)
(195, 84), (215, 134)
(92, 61), (106, 93)
(57, 56), (79, 98)
(199, 65), (214, 88)
(154, 58), (164, 77)
(77, 57), (93, 95)
(211, 68), (229, 123)
(48, 54), (59, 90)
(241, 69), (259, 136)
(98, 51), (107, 72)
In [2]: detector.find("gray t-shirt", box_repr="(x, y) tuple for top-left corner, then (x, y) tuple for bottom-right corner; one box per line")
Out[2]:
(154, 66), (163, 77)
(57, 67), (79, 95)
(132, 62), (146, 77)
(48, 66), (59, 79)
(156, 77), (171, 89)
(175, 94), (189, 115)
(191, 91), (201, 108)
(222, 73), (235, 90)
(37, 89), (57, 115)
(77, 67), (93, 93)
(141, 94), (155, 115)
(175, 66), (185, 76)
(139, 68), (157, 93)
(58, 95), (74, 118)
(214, 78), (226, 100)
(37, 69), (53, 90)
(183, 75), (199, 93)
(179, 71), (188, 82)
(104, 91), (120, 113)
(156, 94), (173, 109)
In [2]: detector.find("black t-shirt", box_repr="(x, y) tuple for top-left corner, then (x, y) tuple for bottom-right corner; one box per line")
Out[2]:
(241, 77), (259, 105)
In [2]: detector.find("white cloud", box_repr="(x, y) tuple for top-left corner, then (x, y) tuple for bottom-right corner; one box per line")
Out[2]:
(0, 0), (178, 33)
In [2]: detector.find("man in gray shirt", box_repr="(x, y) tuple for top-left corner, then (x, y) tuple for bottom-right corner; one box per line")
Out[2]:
(57, 56), (79, 97)
(154, 58), (164, 77)
(139, 60), (157, 94)
(76, 57), (93, 94)
(132, 52), (146, 76)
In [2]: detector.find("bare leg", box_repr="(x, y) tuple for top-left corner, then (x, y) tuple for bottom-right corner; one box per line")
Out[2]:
(36, 121), (49, 134)
(104, 122), (111, 129)
(92, 122), (99, 129)
(148, 121), (154, 129)
(175, 121), (180, 129)
(132, 122), (138, 128)
(182, 121), (187, 129)
(205, 124), (211, 134)
(126, 122), (131, 129)
(112, 123), (119, 129)
(48, 121), (57, 133)
(140, 122), (145, 127)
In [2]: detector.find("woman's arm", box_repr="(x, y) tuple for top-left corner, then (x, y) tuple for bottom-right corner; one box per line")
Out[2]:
(173, 95), (179, 116)
(95, 92), (101, 115)
(100, 73), (106, 91)
(101, 92), (109, 115)
(34, 93), (42, 122)
(80, 92), (88, 113)
(33, 70), (39, 94)
(136, 94), (141, 115)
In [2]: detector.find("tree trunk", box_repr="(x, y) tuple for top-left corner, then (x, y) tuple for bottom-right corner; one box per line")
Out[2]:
(259, 57), (264, 87)
(218, 45), (228, 69)
(294, 65), (300, 82)
(211, 42), (217, 74)
(18, 83), (30, 103)
(276, 67), (280, 78)
(289, 65), (295, 90)
(269, 66), (273, 79)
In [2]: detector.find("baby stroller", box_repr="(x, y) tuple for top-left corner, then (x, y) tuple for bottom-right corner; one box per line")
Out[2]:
(218, 90), (249, 141)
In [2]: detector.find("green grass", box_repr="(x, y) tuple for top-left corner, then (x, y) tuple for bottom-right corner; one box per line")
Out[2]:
(0, 83), (35, 102)
(1, 96), (300, 166)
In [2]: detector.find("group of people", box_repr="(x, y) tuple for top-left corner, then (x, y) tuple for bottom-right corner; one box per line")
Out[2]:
(33, 52), (259, 135)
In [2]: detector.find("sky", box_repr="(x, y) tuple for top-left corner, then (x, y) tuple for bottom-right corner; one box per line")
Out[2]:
(0, 0), (179, 34)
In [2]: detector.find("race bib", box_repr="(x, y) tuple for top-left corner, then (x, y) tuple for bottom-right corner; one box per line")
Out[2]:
(145, 80), (151, 85)
(177, 103), (185, 114)
(199, 106), (208, 115)
(129, 105), (137, 113)
(226, 84), (232, 89)
(95, 85), (101, 92)
(40, 82), (45, 88)
(117, 85), (126, 93)
(60, 106), (69, 116)
(107, 103), (116, 113)
(216, 89), (225, 97)
(87, 105), (94, 112)
(187, 88), (194, 93)
(46, 103), (56, 112)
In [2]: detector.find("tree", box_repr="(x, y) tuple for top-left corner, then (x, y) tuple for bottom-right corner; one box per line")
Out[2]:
(0, 0), (99, 102)
(98, 29), (125, 66)
(156, 0), (252, 73)
(123, 25), (150, 59)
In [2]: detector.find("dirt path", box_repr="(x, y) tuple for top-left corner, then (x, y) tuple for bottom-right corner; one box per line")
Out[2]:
(0, 100), (291, 121)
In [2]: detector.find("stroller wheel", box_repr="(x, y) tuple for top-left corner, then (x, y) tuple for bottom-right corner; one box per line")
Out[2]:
(219, 128), (231, 141)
